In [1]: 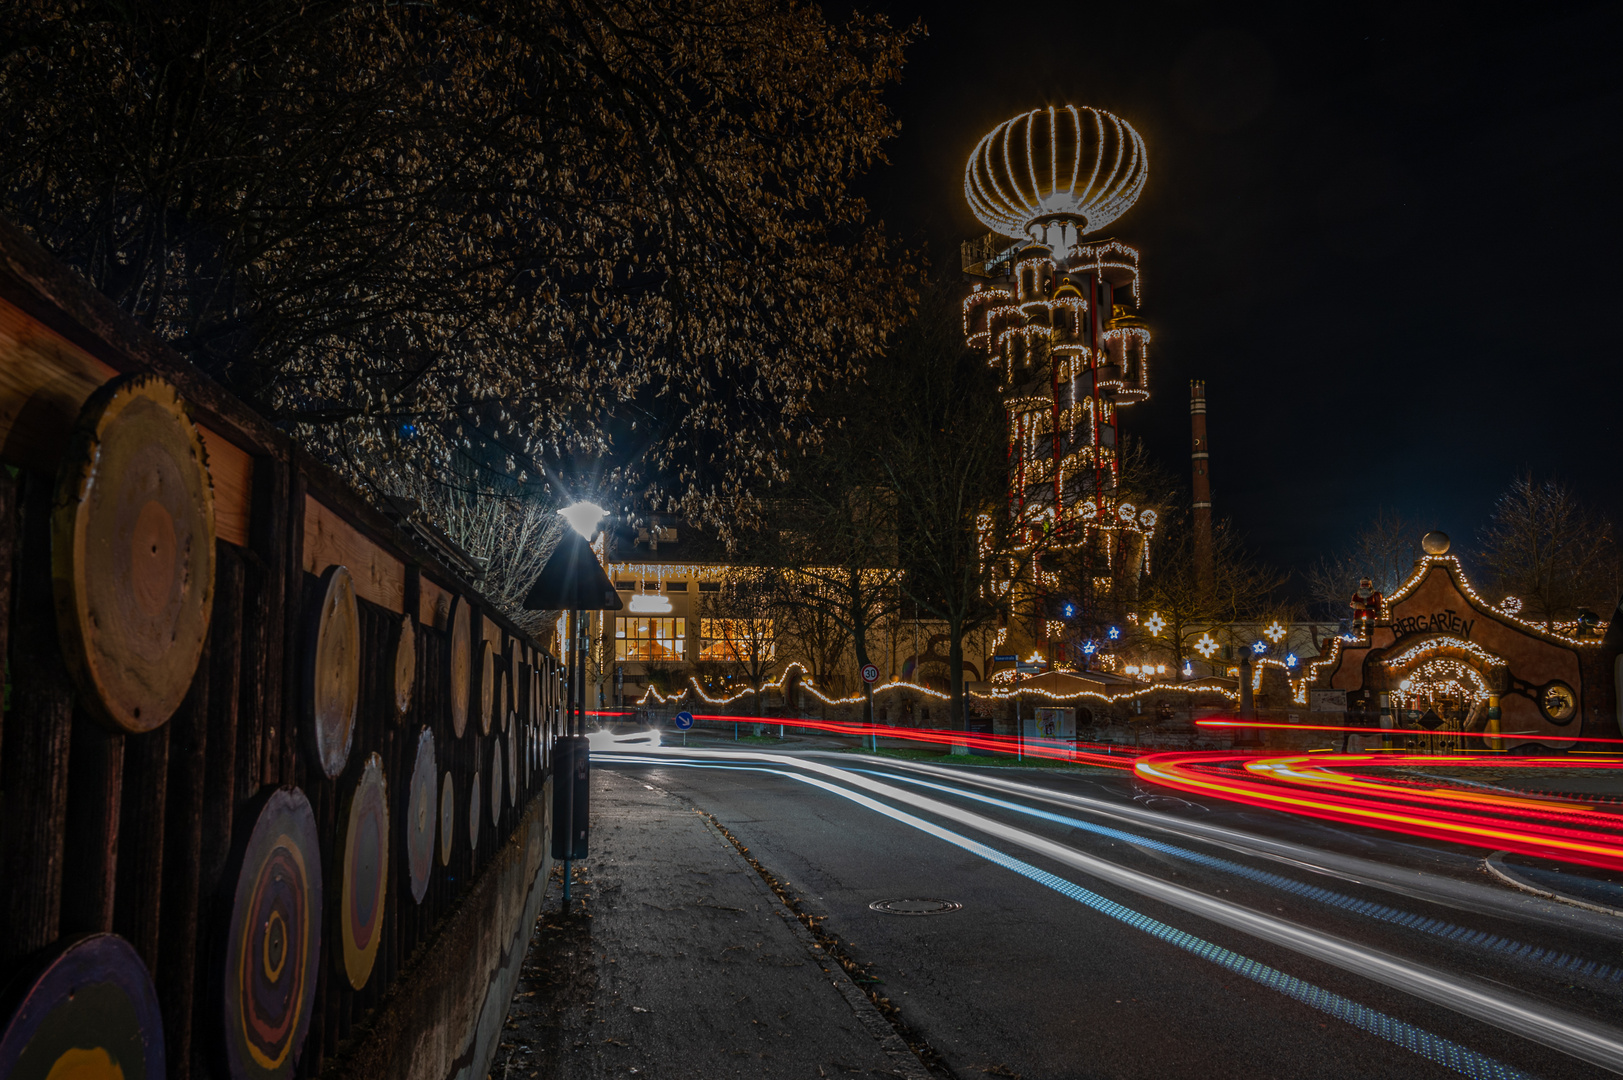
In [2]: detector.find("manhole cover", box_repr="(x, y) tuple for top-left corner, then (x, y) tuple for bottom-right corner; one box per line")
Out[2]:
(868, 898), (962, 916)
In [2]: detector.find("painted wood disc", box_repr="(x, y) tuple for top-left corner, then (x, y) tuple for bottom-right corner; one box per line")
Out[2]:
(490, 738), (504, 825)
(507, 722), (519, 805)
(468, 770), (482, 851)
(478, 639), (496, 736)
(448, 597), (471, 737)
(405, 728), (436, 903)
(393, 613), (416, 720)
(0, 933), (165, 1080)
(52, 374), (216, 733)
(339, 753), (389, 990)
(303, 565), (359, 779)
(222, 787), (322, 1080)
(439, 772), (455, 867)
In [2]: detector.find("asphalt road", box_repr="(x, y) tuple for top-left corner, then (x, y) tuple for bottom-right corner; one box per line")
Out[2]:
(593, 739), (1623, 1080)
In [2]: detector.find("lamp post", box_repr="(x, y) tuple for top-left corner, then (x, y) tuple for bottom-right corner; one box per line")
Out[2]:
(524, 502), (619, 909)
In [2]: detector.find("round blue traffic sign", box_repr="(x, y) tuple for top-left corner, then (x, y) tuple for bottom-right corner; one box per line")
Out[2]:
(674, 711), (694, 730)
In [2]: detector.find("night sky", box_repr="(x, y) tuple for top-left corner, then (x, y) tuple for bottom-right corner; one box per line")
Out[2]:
(858, 0), (1623, 575)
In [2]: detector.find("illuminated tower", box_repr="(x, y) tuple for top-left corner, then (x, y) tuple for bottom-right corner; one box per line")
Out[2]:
(1190, 380), (1213, 591)
(961, 105), (1156, 554)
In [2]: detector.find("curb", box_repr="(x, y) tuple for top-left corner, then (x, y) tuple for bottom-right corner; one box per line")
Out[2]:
(1483, 852), (1623, 919)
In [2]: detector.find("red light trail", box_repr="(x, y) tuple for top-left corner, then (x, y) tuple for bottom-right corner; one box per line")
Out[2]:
(1134, 752), (1623, 872)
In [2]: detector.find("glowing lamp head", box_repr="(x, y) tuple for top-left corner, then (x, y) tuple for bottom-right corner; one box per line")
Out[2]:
(964, 105), (1148, 242)
(559, 501), (607, 539)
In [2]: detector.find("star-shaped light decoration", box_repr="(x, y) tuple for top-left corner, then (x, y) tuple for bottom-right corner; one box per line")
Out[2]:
(1264, 620), (1286, 642)
(1194, 633), (1219, 659)
(1144, 612), (1166, 637)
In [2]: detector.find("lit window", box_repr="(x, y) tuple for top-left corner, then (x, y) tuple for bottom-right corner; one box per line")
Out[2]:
(614, 618), (686, 661)
(699, 618), (775, 663)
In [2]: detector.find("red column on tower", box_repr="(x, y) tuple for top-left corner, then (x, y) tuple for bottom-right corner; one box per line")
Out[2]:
(1190, 380), (1213, 592)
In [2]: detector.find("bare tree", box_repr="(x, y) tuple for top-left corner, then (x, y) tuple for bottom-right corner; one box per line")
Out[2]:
(695, 567), (784, 707)
(870, 289), (1051, 732)
(1138, 514), (1286, 674)
(1478, 473), (1619, 629)
(1303, 509), (1424, 619)
(387, 465), (565, 637)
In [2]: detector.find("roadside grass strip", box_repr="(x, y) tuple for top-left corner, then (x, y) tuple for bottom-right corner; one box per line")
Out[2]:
(865, 768), (1622, 987)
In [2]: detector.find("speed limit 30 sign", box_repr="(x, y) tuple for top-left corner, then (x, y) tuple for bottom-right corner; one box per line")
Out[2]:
(861, 664), (880, 684)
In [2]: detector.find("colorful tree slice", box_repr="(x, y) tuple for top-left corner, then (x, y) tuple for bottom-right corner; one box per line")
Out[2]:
(507, 723), (519, 805)
(0, 933), (165, 1080)
(490, 738), (504, 825)
(222, 788), (322, 1080)
(405, 728), (436, 903)
(51, 374), (216, 733)
(303, 565), (359, 779)
(477, 639), (496, 735)
(393, 613), (416, 720)
(468, 771), (482, 851)
(339, 753), (389, 990)
(448, 597), (471, 737)
(439, 772), (455, 867)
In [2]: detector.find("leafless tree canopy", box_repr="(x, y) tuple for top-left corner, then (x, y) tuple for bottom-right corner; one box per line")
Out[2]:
(1478, 473), (1619, 628)
(1, 0), (916, 520)
(1303, 509), (1425, 619)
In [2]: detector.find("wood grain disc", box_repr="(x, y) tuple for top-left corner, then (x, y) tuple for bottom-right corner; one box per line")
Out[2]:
(0, 933), (165, 1080)
(392, 613), (416, 720)
(51, 374), (216, 733)
(468, 770), (482, 851)
(438, 772), (455, 867)
(448, 597), (471, 737)
(302, 565), (359, 780)
(222, 788), (322, 1080)
(490, 738), (503, 825)
(405, 728), (436, 903)
(339, 753), (389, 990)
(477, 639), (496, 736)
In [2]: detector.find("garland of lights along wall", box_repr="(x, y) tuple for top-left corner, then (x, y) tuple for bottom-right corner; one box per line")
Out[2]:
(960, 106), (1158, 661)
(1302, 533), (1623, 748)
(0, 215), (563, 1080)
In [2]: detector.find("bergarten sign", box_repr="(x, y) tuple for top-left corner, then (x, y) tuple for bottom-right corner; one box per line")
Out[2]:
(1390, 609), (1475, 640)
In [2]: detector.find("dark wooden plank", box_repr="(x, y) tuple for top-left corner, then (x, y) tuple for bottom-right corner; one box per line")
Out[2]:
(239, 452), (290, 801)
(61, 709), (124, 933)
(0, 471), (75, 971)
(198, 542), (244, 896)
(114, 723), (169, 975)
(283, 463), (308, 788)
(157, 634), (208, 1080)
(0, 469), (13, 746)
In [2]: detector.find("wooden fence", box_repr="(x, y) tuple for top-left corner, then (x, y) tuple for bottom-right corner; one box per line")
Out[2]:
(0, 216), (561, 1079)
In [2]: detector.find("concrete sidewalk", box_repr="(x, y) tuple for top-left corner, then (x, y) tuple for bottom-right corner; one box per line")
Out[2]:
(489, 770), (930, 1079)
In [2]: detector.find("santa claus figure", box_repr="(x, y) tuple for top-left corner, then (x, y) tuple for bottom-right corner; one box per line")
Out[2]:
(1349, 578), (1383, 630)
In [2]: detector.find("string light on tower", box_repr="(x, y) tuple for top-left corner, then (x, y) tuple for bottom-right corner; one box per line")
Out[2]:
(960, 104), (1154, 559)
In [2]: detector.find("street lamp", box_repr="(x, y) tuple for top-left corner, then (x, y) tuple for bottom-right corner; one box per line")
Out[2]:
(524, 505), (621, 907)
(559, 500), (606, 540)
